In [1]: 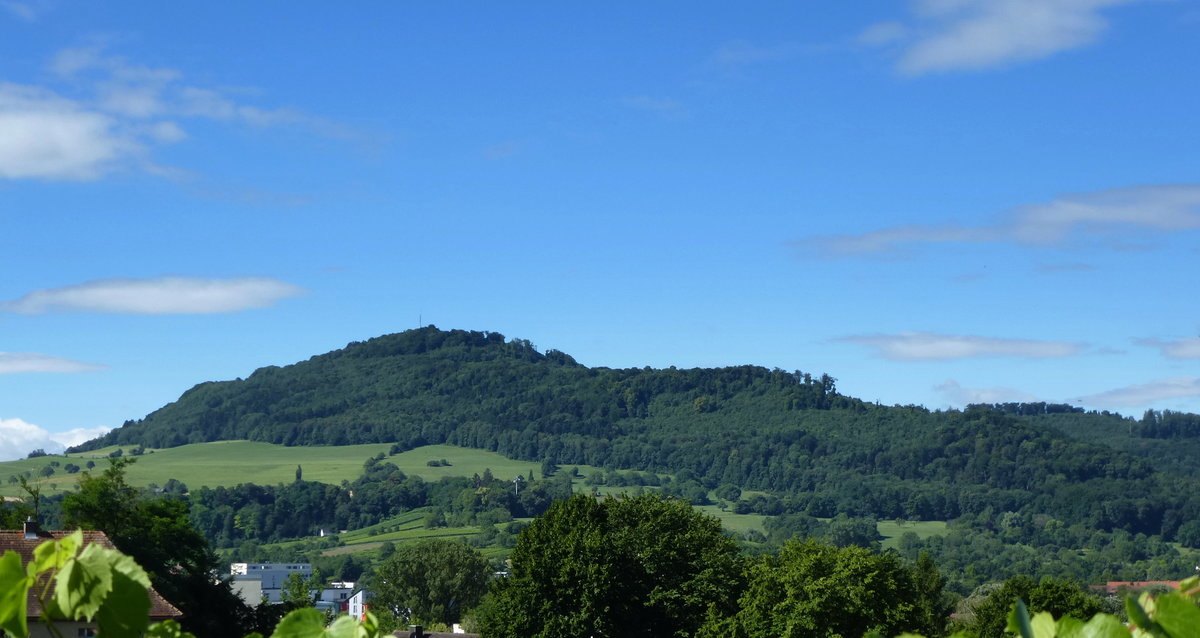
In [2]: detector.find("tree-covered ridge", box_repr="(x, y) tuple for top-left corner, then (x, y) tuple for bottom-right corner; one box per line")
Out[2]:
(70, 327), (1200, 543)
(75, 326), (848, 451)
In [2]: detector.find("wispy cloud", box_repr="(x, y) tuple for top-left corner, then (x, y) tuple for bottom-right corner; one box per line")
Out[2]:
(861, 0), (1151, 75)
(0, 45), (360, 181)
(0, 277), (306, 315)
(620, 96), (682, 114)
(1075, 377), (1200, 409)
(803, 184), (1200, 257)
(0, 352), (105, 374)
(1138, 337), (1200, 359)
(481, 141), (521, 160)
(704, 40), (800, 77)
(837, 331), (1083, 361)
(0, 417), (110, 462)
(1, 0), (37, 21)
(935, 379), (1040, 405)
(1035, 262), (1097, 274)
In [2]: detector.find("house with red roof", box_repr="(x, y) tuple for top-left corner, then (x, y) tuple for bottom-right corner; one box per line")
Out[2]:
(0, 520), (182, 638)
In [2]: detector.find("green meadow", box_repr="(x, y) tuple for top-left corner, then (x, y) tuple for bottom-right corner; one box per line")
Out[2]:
(878, 520), (949, 550)
(1, 441), (948, 550)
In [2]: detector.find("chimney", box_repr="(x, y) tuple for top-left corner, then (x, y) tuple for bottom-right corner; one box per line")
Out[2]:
(23, 517), (52, 540)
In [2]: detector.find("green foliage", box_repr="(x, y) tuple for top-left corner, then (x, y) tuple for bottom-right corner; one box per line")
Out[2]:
(957, 575), (1108, 638)
(59, 326), (1200, 554)
(476, 493), (745, 638)
(0, 533), (386, 638)
(61, 458), (250, 638)
(907, 577), (1200, 638)
(702, 538), (938, 638)
(280, 569), (322, 607)
(1, 530), (153, 638)
(371, 538), (490, 625)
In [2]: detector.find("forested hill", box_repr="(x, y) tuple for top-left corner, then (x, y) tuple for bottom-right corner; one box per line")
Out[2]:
(72, 326), (1200, 541)
(76, 326), (855, 452)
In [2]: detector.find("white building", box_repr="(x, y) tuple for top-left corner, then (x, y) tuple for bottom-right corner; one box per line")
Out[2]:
(346, 590), (369, 620)
(229, 562), (314, 604)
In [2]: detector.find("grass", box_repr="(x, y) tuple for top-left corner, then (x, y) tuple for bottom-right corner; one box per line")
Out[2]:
(3, 441), (943, 554)
(877, 520), (948, 550)
(0, 442), (606, 496)
(388, 445), (546, 482)
(694, 505), (767, 536)
(0, 442), (395, 496)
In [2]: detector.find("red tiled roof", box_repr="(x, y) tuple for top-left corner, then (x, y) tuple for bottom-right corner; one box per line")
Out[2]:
(1102, 580), (1181, 595)
(0, 529), (183, 620)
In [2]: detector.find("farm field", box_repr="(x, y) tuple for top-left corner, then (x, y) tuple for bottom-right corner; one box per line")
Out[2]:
(0, 442), (599, 496)
(878, 520), (949, 550)
(1, 440), (949, 552)
(0, 441), (394, 496)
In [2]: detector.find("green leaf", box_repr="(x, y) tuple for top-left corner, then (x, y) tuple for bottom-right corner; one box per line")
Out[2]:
(28, 530), (82, 576)
(1150, 593), (1200, 638)
(1077, 613), (1133, 638)
(1009, 600), (1037, 638)
(322, 615), (363, 638)
(0, 550), (32, 638)
(52, 542), (114, 620)
(146, 619), (197, 638)
(1125, 596), (1158, 634)
(271, 608), (328, 638)
(93, 561), (152, 638)
(1030, 611), (1058, 638)
(1055, 615), (1086, 638)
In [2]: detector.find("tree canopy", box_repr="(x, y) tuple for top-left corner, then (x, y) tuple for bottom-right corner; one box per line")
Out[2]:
(61, 458), (250, 638)
(476, 493), (744, 638)
(701, 538), (938, 638)
(372, 538), (490, 626)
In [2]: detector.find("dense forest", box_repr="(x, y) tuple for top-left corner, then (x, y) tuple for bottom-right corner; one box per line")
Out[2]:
(72, 327), (1200, 550)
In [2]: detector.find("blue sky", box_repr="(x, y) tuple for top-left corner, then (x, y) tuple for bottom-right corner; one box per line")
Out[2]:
(2, 1), (1198, 460)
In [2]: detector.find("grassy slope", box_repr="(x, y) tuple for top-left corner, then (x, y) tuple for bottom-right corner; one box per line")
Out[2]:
(0, 442), (553, 496)
(2, 441), (947, 551)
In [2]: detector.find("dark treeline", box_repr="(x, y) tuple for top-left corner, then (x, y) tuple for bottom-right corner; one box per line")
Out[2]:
(71, 327), (1200, 544)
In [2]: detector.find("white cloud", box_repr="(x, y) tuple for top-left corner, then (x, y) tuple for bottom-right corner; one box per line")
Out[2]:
(838, 331), (1082, 360)
(0, 83), (133, 180)
(858, 21), (910, 46)
(1138, 337), (1200, 359)
(935, 379), (1040, 405)
(0, 46), (359, 182)
(804, 184), (1200, 256)
(0, 418), (110, 462)
(0, 277), (306, 315)
(0, 353), (105, 374)
(862, 0), (1150, 75)
(1075, 377), (1200, 409)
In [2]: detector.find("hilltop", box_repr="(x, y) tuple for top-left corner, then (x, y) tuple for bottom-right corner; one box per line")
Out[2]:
(69, 326), (1200, 543)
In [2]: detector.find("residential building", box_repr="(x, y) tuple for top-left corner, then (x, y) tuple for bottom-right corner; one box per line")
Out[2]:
(1, 521), (182, 638)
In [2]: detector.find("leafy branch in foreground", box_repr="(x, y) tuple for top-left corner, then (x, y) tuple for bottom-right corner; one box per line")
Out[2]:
(900, 576), (1200, 638)
(0, 531), (383, 638)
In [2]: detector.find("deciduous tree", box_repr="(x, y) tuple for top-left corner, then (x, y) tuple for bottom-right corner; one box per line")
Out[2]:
(373, 538), (489, 626)
(476, 493), (744, 638)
